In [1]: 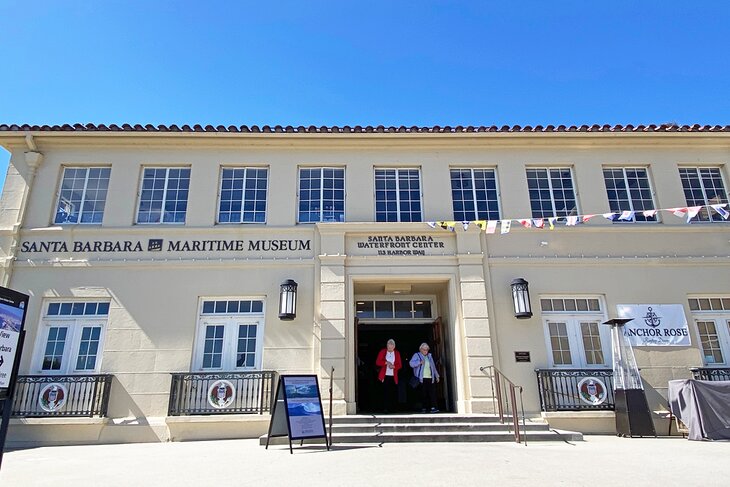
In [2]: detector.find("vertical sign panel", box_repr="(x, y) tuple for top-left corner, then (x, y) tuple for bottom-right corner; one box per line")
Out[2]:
(282, 375), (326, 440)
(0, 287), (29, 399)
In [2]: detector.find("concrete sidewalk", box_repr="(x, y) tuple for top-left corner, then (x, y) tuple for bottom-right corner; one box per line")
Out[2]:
(2, 435), (729, 486)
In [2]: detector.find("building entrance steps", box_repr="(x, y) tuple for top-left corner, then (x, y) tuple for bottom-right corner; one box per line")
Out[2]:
(259, 414), (583, 445)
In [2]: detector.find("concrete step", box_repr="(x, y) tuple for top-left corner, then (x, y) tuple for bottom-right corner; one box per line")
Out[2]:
(329, 414), (509, 424)
(259, 414), (582, 445)
(261, 429), (582, 445)
(331, 422), (550, 434)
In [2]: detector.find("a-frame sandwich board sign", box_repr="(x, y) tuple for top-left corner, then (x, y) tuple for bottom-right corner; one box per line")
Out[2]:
(265, 374), (330, 454)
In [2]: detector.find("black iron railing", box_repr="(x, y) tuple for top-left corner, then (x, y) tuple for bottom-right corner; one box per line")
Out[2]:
(691, 367), (730, 381)
(168, 371), (277, 416)
(536, 369), (615, 412)
(11, 374), (113, 418)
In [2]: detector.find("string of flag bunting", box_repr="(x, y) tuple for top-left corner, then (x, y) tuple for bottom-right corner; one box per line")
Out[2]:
(426, 203), (730, 234)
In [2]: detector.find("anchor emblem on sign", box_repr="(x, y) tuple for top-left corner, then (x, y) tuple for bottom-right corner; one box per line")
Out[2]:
(644, 306), (661, 328)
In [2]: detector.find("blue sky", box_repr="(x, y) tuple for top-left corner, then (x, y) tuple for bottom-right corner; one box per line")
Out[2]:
(1, 1), (729, 188)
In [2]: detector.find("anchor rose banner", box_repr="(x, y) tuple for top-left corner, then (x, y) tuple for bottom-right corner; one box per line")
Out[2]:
(616, 304), (690, 347)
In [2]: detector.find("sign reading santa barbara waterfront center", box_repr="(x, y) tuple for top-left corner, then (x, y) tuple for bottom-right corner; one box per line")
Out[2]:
(0, 287), (29, 399)
(616, 304), (690, 346)
(347, 234), (455, 256)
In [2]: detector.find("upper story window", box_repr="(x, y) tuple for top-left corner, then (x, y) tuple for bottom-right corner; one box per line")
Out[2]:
(218, 167), (268, 224)
(375, 168), (422, 222)
(450, 168), (500, 221)
(602, 167), (657, 223)
(54, 167), (111, 224)
(298, 167), (345, 223)
(37, 300), (110, 374)
(679, 167), (729, 222)
(136, 167), (191, 224)
(526, 168), (578, 218)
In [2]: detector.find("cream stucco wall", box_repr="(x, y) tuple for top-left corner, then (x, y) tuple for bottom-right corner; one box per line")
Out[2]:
(0, 131), (728, 443)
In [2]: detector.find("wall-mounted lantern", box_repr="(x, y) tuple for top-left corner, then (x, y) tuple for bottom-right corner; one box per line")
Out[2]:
(510, 278), (532, 319)
(278, 279), (298, 320)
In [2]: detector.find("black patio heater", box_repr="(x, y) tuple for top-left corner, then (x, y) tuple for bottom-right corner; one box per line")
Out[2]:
(603, 318), (656, 437)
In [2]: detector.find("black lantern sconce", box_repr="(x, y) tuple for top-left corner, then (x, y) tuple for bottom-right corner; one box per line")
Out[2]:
(278, 279), (298, 320)
(510, 278), (532, 319)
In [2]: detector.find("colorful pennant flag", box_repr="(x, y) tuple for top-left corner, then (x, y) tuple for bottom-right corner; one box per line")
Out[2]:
(500, 220), (512, 234)
(427, 203), (727, 235)
(711, 204), (730, 219)
(686, 206), (702, 222)
(618, 211), (635, 221)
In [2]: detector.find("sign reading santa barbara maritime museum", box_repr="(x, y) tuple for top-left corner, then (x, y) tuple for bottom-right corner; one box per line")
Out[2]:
(617, 304), (690, 346)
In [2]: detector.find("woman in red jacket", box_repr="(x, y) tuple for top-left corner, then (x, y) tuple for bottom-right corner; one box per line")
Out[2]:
(375, 338), (402, 413)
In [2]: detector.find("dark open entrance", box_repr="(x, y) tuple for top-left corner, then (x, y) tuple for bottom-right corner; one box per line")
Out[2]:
(355, 319), (449, 414)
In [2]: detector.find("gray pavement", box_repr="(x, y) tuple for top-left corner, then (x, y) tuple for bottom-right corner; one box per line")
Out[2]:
(1, 435), (729, 486)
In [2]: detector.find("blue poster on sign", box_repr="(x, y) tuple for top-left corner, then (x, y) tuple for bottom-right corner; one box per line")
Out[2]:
(282, 375), (326, 439)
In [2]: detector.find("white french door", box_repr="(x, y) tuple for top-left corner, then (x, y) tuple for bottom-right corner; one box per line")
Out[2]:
(695, 317), (730, 366)
(544, 317), (611, 368)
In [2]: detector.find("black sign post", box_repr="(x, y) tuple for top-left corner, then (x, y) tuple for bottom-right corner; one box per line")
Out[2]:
(265, 375), (330, 454)
(0, 286), (30, 471)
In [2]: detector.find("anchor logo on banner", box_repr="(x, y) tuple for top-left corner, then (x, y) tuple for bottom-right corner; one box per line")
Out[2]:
(643, 306), (661, 328)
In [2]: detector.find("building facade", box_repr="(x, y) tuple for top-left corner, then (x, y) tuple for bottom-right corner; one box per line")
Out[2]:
(0, 123), (729, 445)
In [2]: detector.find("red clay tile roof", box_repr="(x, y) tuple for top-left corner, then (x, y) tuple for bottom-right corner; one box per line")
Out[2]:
(1, 123), (729, 133)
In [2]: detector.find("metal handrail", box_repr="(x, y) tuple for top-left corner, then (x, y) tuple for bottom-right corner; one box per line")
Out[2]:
(328, 366), (334, 447)
(480, 365), (527, 445)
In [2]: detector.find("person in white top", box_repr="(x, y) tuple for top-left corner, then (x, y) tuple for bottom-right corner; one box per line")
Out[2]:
(375, 339), (402, 413)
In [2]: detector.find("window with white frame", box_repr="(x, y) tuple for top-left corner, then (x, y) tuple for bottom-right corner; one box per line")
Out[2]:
(37, 301), (110, 374)
(136, 167), (191, 224)
(540, 297), (610, 368)
(450, 168), (501, 221)
(193, 299), (265, 371)
(54, 167), (111, 224)
(297, 167), (345, 223)
(679, 167), (729, 222)
(355, 299), (433, 320)
(526, 168), (578, 218)
(375, 168), (422, 222)
(602, 167), (657, 222)
(689, 297), (730, 365)
(218, 167), (268, 223)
